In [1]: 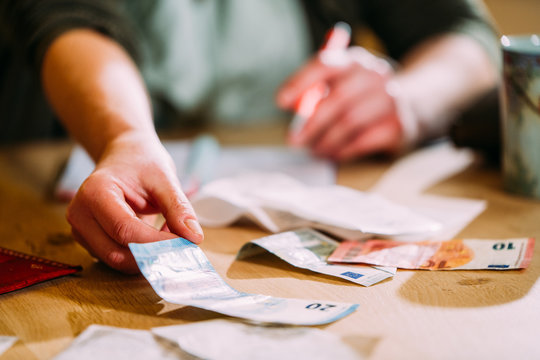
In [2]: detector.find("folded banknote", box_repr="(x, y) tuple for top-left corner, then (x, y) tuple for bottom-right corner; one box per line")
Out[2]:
(130, 238), (358, 325)
(237, 228), (395, 286)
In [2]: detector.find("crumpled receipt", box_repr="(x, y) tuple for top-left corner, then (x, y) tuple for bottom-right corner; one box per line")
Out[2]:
(0, 336), (17, 356)
(152, 319), (362, 360)
(52, 325), (187, 360)
(369, 140), (486, 241)
(191, 172), (441, 240)
(53, 321), (362, 360)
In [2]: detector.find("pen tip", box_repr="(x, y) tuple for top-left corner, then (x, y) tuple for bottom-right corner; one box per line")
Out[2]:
(335, 21), (351, 35)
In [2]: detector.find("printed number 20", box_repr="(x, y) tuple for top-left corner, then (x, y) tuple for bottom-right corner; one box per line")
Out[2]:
(306, 303), (337, 311)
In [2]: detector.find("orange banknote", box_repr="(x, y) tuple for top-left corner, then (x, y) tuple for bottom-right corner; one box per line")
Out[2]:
(328, 238), (534, 270)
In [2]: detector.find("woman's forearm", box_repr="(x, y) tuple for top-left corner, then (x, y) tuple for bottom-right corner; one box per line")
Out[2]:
(394, 34), (499, 140)
(41, 28), (203, 273)
(41, 28), (158, 161)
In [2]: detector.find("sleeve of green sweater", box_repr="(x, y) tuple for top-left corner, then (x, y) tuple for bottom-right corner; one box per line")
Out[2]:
(0, 0), (139, 143)
(0, 0), (138, 72)
(363, 0), (500, 69)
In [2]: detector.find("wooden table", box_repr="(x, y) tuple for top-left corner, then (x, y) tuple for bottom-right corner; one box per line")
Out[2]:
(1, 130), (539, 360)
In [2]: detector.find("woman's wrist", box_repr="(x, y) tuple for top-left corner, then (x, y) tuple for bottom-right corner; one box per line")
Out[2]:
(97, 129), (171, 169)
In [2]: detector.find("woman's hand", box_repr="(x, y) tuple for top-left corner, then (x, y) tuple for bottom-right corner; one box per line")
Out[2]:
(278, 34), (499, 162)
(277, 47), (406, 161)
(66, 132), (203, 273)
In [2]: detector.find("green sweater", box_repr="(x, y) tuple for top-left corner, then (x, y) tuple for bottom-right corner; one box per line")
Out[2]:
(0, 0), (499, 143)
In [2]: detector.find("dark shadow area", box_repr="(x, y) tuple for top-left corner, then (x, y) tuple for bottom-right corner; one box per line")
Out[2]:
(450, 87), (501, 166)
(1, 141), (72, 195)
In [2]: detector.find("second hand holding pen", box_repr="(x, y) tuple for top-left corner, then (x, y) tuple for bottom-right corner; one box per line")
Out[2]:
(288, 22), (352, 142)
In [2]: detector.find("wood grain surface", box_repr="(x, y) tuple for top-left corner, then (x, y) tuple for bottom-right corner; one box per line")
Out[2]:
(1, 130), (539, 360)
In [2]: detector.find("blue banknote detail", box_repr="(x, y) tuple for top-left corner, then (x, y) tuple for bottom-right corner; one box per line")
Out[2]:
(130, 238), (358, 325)
(340, 271), (364, 279)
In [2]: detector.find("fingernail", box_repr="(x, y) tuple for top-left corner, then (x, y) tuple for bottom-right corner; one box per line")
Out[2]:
(184, 218), (204, 241)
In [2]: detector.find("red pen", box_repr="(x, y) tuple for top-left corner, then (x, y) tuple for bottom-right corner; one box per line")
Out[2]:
(289, 22), (352, 139)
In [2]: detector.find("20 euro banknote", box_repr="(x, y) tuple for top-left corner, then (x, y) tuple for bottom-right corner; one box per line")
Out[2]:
(328, 238), (535, 270)
(130, 238), (358, 325)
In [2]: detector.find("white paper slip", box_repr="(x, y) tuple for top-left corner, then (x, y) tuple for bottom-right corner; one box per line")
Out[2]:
(53, 325), (188, 360)
(192, 172), (441, 239)
(0, 336), (17, 356)
(370, 140), (476, 197)
(369, 140), (486, 241)
(152, 319), (362, 360)
(237, 229), (396, 287)
(55, 140), (336, 199)
(129, 238), (358, 326)
(391, 194), (486, 241)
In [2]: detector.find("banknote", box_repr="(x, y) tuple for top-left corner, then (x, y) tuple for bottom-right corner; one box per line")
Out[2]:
(129, 238), (358, 325)
(237, 228), (396, 286)
(152, 319), (361, 360)
(328, 238), (535, 270)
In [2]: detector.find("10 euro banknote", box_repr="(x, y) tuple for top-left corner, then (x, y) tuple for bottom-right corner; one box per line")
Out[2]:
(328, 238), (535, 270)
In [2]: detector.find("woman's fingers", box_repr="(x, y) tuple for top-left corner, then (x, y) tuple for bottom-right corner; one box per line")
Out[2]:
(297, 68), (384, 148)
(78, 173), (178, 245)
(68, 163), (199, 273)
(313, 91), (396, 157)
(334, 117), (402, 161)
(68, 202), (140, 273)
(143, 169), (204, 244)
(276, 49), (352, 109)
(278, 46), (403, 161)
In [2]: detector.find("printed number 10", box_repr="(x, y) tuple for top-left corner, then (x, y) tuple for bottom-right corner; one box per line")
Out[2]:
(493, 242), (515, 251)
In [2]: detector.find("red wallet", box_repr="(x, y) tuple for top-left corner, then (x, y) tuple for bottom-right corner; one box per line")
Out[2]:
(0, 247), (82, 295)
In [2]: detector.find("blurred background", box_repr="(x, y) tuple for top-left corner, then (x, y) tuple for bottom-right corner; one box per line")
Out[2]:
(453, 0), (540, 163)
(485, 0), (540, 34)
(360, 0), (540, 50)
